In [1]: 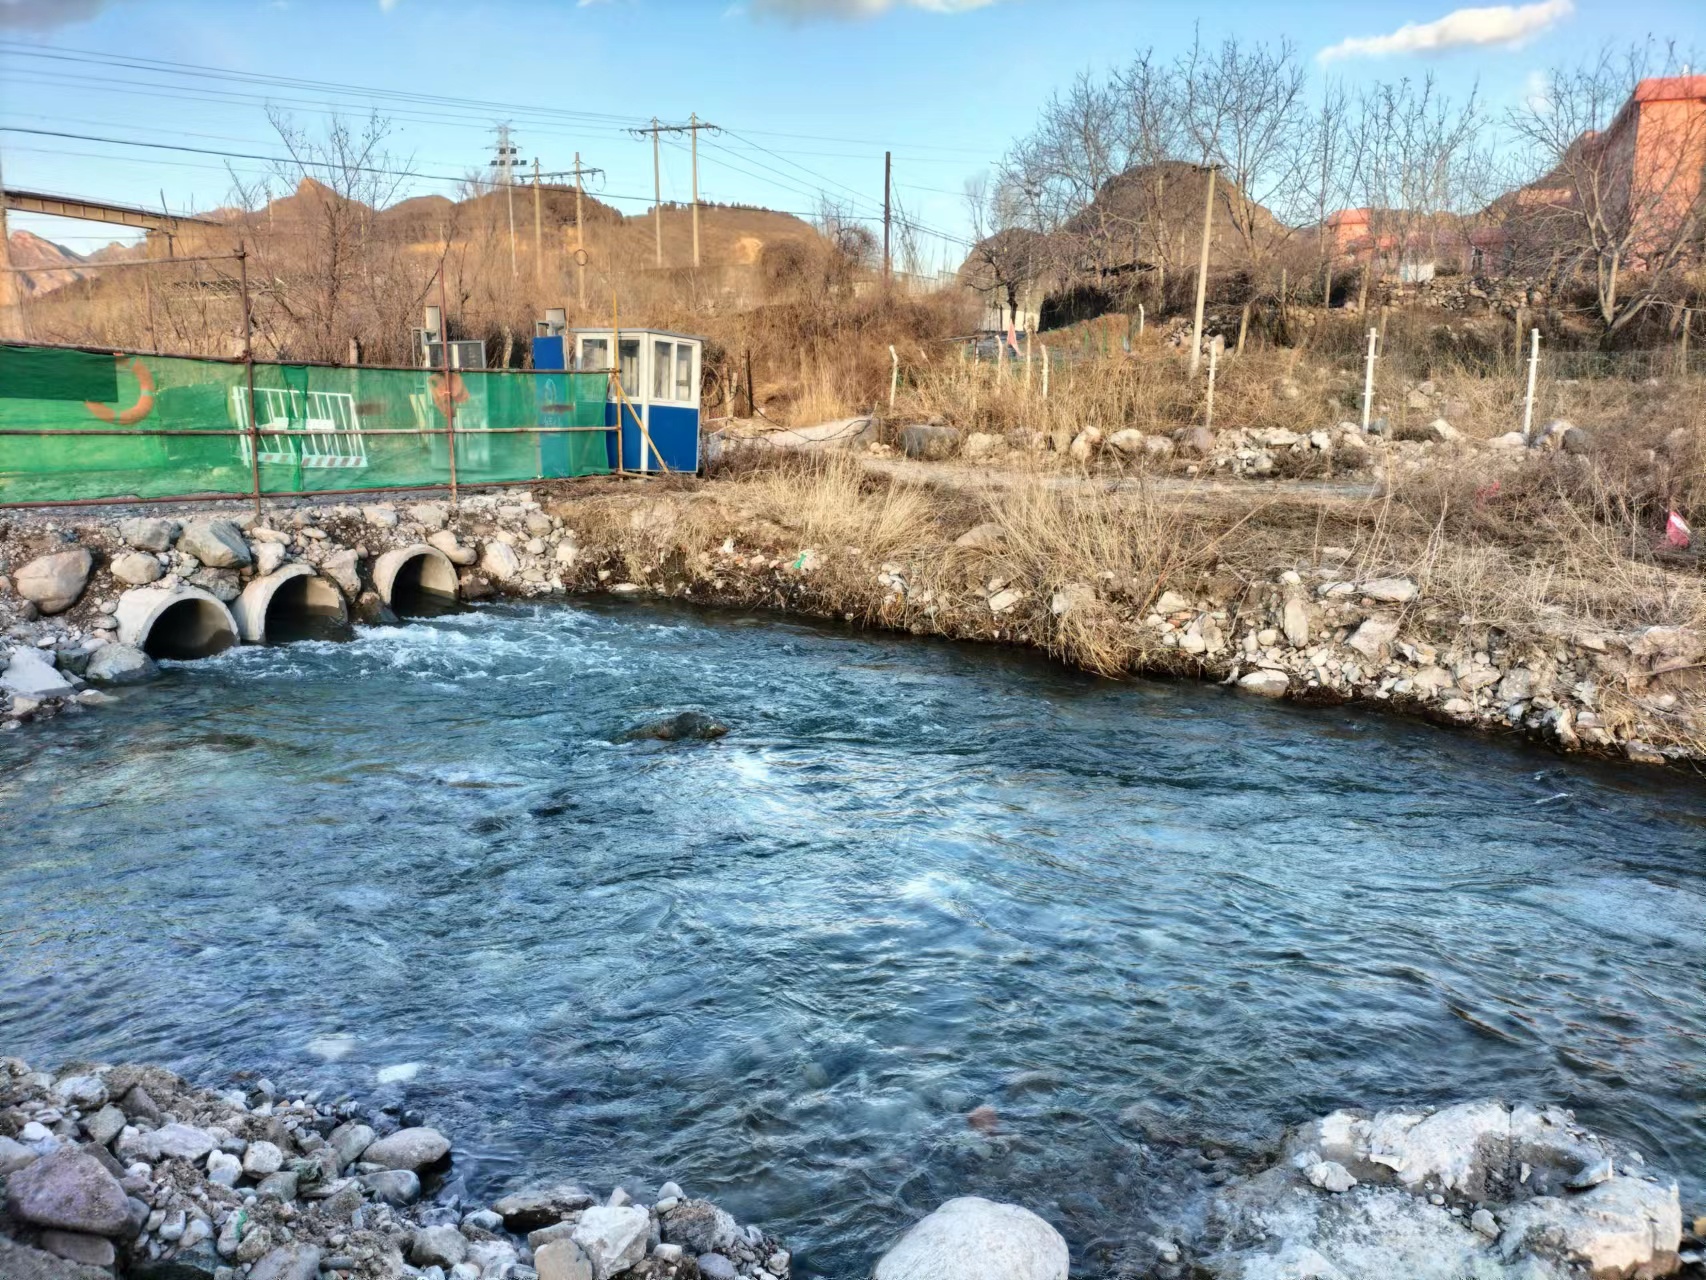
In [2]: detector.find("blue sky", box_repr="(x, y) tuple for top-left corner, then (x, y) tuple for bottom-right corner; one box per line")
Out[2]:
(1, 0), (1698, 263)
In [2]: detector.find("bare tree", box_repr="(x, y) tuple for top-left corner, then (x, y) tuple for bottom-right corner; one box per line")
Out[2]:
(962, 172), (1046, 330)
(258, 109), (415, 361)
(1177, 32), (1309, 283)
(1345, 75), (1487, 304)
(1300, 79), (1357, 305)
(1506, 42), (1706, 342)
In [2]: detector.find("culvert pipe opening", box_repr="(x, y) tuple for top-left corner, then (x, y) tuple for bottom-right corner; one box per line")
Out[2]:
(266, 574), (351, 644)
(387, 551), (460, 617)
(144, 597), (238, 660)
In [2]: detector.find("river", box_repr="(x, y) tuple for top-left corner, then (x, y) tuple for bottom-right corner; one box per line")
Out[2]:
(2, 600), (1702, 1275)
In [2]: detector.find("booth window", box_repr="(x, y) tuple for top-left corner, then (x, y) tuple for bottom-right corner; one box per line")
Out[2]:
(578, 337), (608, 372)
(652, 340), (673, 400)
(675, 344), (693, 401)
(618, 339), (640, 397)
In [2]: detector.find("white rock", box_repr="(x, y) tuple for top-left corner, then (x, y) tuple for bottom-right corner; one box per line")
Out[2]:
(242, 1142), (284, 1179)
(252, 542), (287, 576)
(873, 1196), (1068, 1280)
(2, 648), (73, 698)
(147, 1124), (215, 1162)
(1360, 578), (1417, 604)
(1154, 590), (1191, 614)
(117, 518), (179, 551)
(1306, 1160), (1358, 1193)
(1497, 1176), (1680, 1277)
(482, 541), (522, 582)
(954, 522), (1005, 551)
(205, 1151), (241, 1187)
(177, 520), (251, 569)
(1107, 428), (1145, 455)
(321, 548), (361, 598)
(571, 1205), (649, 1280)
(1282, 596), (1309, 648)
(1238, 670), (1290, 698)
(1347, 618), (1399, 661)
(988, 589), (1022, 615)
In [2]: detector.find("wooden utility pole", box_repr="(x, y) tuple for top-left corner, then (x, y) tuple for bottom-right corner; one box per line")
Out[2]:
(650, 118), (662, 267)
(1189, 163), (1216, 378)
(631, 117), (719, 270)
(883, 150), (892, 286)
(532, 158), (543, 287)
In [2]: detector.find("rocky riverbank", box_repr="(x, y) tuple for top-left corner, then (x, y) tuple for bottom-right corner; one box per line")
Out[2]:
(2, 477), (1703, 765)
(0, 1057), (789, 1280)
(4, 1057), (1699, 1280)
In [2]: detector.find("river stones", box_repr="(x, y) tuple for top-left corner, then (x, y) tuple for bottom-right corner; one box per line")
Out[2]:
(177, 520), (251, 569)
(571, 1205), (649, 1280)
(326, 1121), (375, 1170)
(661, 1200), (739, 1254)
(358, 1170), (420, 1206)
(873, 1197), (1069, 1280)
(109, 551), (164, 587)
(492, 1183), (595, 1232)
(117, 518), (179, 552)
(15, 549), (93, 615)
(2, 648), (74, 699)
(534, 1238), (594, 1280)
(146, 1124), (215, 1163)
(5, 1148), (133, 1236)
(409, 1225), (467, 1269)
(247, 1244), (322, 1280)
(359, 1125), (449, 1171)
(617, 711), (729, 742)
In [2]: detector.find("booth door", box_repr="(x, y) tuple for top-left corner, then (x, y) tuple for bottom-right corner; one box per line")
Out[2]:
(644, 337), (701, 472)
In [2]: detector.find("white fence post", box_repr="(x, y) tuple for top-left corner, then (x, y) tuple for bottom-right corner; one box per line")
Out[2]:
(1206, 342), (1219, 430)
(1521, 327), (1540, 441)
(1137, 303), (1145, 336)
(1361, 327), (1378, 432)
(888, 344), (899, 411)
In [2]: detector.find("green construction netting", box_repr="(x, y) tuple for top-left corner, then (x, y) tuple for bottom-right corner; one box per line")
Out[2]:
(0, 344), (612, 503)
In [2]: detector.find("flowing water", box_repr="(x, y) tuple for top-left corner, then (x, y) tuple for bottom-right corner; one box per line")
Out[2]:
(2, 600), (1704, 1276)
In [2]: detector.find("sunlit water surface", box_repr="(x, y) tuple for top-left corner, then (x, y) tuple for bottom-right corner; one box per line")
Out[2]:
(2, 600), (1703, 1276)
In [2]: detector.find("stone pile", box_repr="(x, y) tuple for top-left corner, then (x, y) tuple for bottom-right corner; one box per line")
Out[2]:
(0, 1057), (787, 1280)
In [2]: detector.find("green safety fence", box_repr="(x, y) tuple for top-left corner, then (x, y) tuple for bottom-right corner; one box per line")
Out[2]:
(0, 343), (612, 504)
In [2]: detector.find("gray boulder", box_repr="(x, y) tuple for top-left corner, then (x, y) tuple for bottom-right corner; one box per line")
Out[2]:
(146, 1123), (215, 1163)
(246, 1245), (321, 1280)
(534, 1238), (594, 1280)
(15, 548), (93, 615)
(0, 1235), (111, 1280)
(177, 520), (251, 569)
(492, 1183), (595, 1231)
(5, 1148), (133, 1237)
(85, 644), (159, 685)
(117, 518), (179, 552)
(571, 1205), (650, 1280)
(873, 1196), (1069, 1280)
(358, 1169), (420, 1206)
(327, 1121), (375, 1170)
(360, 1125), (450, 1171)
(109, 551), (164, 586)
(38, 1234), (115, 1269)
(409, 1225), (468, 1269)
(618, 711), (729, 743)
(3, 649), (75, 699)
(899, 424), (962, 461)
(662, 1200), (739, 1254)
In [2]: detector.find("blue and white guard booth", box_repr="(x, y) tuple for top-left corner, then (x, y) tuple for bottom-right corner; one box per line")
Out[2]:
(531, 325), (704, 474)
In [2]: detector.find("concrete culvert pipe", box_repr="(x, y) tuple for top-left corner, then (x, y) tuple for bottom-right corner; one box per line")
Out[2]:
(115, 585), (239, 660)
(374, 544), (459, 617)
(233, 564), (351, 644)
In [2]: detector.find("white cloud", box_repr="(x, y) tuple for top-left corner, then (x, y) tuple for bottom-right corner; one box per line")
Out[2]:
(378, 0), (400, 10)
(749, 0), (996, 18)
(1318, 0), (1572, 62)
(0, 0), (111, 29)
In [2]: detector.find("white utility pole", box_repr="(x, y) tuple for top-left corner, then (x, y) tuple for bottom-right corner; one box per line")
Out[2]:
(1189, 164), (1216, 378)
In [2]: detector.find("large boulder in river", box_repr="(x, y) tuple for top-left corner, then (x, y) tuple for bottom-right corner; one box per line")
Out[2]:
(360, 1126), (450, 1171)
(873, 1197), (1069, 1280)
(14, 548), (92, 615)
(177, 519), (251, 569)
(618, 711), (729, 743)
(4, 1148), (132, 1237)
(84, 644), (158, 685)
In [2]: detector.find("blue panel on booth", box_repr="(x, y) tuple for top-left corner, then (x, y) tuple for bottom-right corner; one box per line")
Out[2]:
(531, 336), (566, 371)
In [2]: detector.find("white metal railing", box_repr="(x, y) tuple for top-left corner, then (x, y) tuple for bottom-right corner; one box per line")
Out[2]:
(233, 387), (368, 469)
